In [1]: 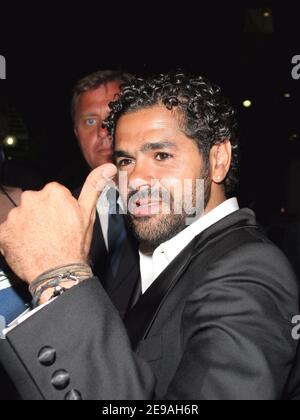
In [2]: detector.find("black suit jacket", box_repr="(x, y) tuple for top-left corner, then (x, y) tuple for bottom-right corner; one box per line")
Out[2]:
(0, 209), (299, 400)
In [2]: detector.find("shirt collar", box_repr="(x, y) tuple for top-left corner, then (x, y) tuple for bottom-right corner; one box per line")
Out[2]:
(138, 198), (239, 294)
(146, 198), (239, 261)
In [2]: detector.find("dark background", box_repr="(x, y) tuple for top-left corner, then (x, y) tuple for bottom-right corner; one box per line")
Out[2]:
(0, 1), (300, 275)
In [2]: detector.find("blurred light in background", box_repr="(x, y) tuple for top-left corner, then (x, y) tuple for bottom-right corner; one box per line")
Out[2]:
(243, 100), (252, 108)
(290, 133), (299, 141)
(263, 10), (272, 18)
(3, 135), (17, 147)
(245, 8), (274, 33)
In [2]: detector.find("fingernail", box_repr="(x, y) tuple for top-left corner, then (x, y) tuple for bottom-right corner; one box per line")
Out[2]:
(102, 169), (115, 181)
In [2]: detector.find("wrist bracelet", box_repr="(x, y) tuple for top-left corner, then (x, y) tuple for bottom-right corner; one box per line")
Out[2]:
(29, 263), (93, 297)
(31, 265), (93, 308)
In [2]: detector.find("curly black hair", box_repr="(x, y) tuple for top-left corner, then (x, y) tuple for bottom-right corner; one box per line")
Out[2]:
(105, 71), (239, 197)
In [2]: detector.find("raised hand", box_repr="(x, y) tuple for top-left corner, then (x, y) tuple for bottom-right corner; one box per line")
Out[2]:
(0, 164), (117, 284)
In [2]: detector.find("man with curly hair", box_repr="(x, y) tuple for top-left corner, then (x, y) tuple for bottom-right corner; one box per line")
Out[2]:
(0, 72), (298, 400)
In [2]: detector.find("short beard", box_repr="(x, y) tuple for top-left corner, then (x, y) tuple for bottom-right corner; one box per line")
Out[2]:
(128, 169), (211, 254)
(129, 213), (190, 254)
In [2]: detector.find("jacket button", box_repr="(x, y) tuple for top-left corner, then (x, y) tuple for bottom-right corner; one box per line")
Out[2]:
(65, 389), (83, 400)
(51, 370), (70, 390)
(38, 347), (56, 366)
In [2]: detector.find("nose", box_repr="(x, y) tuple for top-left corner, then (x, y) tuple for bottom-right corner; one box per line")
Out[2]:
(97, 124), (109, 138)
(128, 159), (154, 192)
(97, 124), (112, 146)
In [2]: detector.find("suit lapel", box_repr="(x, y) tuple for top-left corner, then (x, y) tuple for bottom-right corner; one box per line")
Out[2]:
(124, 238), (196, 349)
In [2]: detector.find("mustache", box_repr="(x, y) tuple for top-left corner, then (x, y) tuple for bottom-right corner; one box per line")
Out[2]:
(127, 187), (171, 203)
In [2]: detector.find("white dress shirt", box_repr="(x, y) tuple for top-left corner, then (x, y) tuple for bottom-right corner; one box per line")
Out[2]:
(139, 198), (239, 294)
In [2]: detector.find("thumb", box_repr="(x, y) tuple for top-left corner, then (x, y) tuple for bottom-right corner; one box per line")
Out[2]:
(78, 163), (117, 216)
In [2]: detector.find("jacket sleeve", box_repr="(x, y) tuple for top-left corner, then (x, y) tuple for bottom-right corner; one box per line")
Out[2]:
(0, 241), (298, 400)
(0, 278), (156, 400)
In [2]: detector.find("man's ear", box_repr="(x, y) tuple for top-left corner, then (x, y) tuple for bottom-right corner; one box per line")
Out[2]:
(74, 127), (79, 139)
(209, 140), (232, 184)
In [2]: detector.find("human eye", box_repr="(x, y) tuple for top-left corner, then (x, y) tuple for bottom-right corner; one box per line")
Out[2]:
(155, 152), (173, 161)
(84, 118), (97, 127)
(117, 158), (134, 168)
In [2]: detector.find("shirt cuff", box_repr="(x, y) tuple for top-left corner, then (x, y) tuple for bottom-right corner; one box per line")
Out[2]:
(1, 297), (57, 338)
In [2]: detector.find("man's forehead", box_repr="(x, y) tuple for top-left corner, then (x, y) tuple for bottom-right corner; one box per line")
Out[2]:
(114, 141), (179, 158)
(75, 85), (120, 121)
(114, 107), (191, 157)
(116, 106), (182, 134)
(78, 82), (120, 106)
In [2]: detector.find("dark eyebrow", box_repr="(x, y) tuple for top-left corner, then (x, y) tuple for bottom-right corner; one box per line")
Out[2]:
(79, 113), (99, 118)
(114, 150), (134, 160)
(114, 141), (178, 160)
(140, 141), (178, 153)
